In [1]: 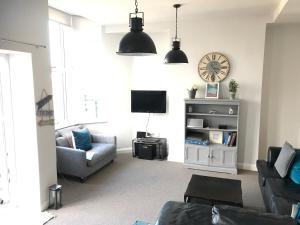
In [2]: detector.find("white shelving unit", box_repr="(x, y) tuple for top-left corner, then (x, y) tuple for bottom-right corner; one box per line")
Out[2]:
(184, 98), (240, 174)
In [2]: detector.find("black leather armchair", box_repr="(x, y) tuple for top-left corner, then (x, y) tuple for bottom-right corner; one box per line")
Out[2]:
(154, 201), (297, 225)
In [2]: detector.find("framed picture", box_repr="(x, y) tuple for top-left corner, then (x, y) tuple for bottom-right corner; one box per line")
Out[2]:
(209, 131), (223, 144)
(205, 82), (219, 99)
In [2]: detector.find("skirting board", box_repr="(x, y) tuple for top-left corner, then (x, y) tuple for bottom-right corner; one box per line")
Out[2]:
(184, 163), (238, 175)
(116, 149), (257, 171)
(237, 163), (257, 171)
(41, 200), (49, 211)
(117, 147), (131, 152)
(184, 163), (256, 174)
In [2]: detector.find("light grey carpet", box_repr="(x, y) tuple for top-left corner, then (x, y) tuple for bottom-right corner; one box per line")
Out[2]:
(48, 151), (264, 225)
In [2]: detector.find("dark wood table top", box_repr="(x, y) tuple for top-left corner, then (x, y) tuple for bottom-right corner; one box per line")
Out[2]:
(184, 174), (243, 206)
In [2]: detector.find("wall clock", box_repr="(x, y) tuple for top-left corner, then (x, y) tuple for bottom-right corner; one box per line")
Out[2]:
(198, 52), (230, 82)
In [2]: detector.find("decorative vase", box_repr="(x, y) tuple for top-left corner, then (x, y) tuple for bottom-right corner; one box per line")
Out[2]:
(230, 92), (236, 100)
(188, 90), (196, 99)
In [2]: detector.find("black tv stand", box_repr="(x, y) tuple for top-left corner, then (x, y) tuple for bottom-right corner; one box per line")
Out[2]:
(132, 137), (167, 160)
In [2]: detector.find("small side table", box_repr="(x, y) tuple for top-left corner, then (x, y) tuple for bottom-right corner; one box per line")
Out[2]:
(132, 138), (167, 160)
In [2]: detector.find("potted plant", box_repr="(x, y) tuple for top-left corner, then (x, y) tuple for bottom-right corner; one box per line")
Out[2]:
(187, 85), (198, 99)
(229, 79), (239, 100)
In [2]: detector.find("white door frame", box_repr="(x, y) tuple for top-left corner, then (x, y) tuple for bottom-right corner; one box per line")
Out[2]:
(0, 54), (17, 204)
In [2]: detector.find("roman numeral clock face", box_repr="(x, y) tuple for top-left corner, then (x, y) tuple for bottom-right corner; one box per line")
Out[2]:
(198, 52), (230, 82)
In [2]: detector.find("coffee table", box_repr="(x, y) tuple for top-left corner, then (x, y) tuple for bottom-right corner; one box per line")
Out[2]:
(184, 174), (243, 207)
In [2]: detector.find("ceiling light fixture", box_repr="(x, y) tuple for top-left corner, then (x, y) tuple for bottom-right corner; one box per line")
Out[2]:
(117, 0), (157, 56)
(164, 4), (188, 64)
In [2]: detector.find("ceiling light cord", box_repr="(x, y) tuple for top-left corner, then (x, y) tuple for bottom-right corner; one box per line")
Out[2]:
(175, 6), (178, 40)
(135, 0), (138, 14)
(116, 0), (157, 55)
(164, 4), (188, 64)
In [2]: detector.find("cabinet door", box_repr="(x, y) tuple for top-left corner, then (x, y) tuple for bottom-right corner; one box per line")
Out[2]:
(185, 145), (198, 163)
(185, 145), (209, 165)
(223, 150), (236, 167)
(197, 145), (210, 165)
(210, 148), (223, 166)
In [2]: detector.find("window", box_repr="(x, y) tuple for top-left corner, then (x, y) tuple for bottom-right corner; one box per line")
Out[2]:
(49, 20), (68, 127)
(49, 20), (102, 128)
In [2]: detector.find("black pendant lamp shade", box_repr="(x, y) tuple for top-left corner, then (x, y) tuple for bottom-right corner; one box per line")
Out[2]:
(117, 0), (157, 56)
(164, 40), (188, 63)
(164, 4), (188, 64)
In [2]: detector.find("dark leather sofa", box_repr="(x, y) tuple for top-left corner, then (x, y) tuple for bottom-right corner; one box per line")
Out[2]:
(155, 201), (296, 225)
(257, 146), (300, 215)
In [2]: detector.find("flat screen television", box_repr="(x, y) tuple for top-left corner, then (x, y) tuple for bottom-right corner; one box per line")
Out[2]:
(131, 90), (166, 113)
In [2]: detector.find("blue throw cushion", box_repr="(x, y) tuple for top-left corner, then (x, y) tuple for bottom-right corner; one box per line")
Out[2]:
(72, 129), (92, 151)
(289, 152), (300, 184)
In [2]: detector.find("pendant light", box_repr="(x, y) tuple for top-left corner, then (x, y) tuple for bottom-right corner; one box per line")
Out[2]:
(117, 0), (157, 56)
(164, 4), (188, 64)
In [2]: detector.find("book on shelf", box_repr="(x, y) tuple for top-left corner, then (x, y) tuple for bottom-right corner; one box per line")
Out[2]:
(223, 132), (237, 147)
(223, 132), (230, 145)
(229, 132), (237, 146)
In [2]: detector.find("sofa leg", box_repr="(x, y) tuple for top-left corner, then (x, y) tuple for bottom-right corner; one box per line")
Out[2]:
(80, 177), (87, 183)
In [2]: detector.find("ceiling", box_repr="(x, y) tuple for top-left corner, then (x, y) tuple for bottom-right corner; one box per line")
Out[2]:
(275, 0), (300, 23)
(48, 0), (281, 25)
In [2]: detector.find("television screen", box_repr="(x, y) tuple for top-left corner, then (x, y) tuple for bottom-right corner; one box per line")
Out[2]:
(131, 90), (166, 113)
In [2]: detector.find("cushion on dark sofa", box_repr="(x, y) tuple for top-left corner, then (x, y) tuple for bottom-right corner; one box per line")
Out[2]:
(274, 142), (296, 178)
(212, 205), (297, 225)
(155, 201), (212, 225)
(267, 147), (282, 167)
(289, 152), (300, 184)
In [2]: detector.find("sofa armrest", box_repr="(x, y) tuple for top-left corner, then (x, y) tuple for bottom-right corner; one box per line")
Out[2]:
(56, 146), (87, 170)
(267, 146), (282, 167)
(91, 134), (116, 145)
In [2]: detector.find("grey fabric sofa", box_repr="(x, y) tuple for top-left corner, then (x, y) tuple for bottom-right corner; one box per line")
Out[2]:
(55, 125), (117, 182)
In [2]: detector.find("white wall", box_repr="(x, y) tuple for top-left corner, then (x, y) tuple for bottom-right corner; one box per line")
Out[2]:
(259, 24), (300, 159)
(100, 33), (133, 149)
(49, 9), (270, 169)
(0, 0), (56, 210)
(50, 6), (277, 170)
(104, 15), (268, 169)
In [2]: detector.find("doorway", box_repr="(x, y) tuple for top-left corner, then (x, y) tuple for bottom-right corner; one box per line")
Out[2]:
(0, 50), (41, 212)
(0, 54), (17, 205)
